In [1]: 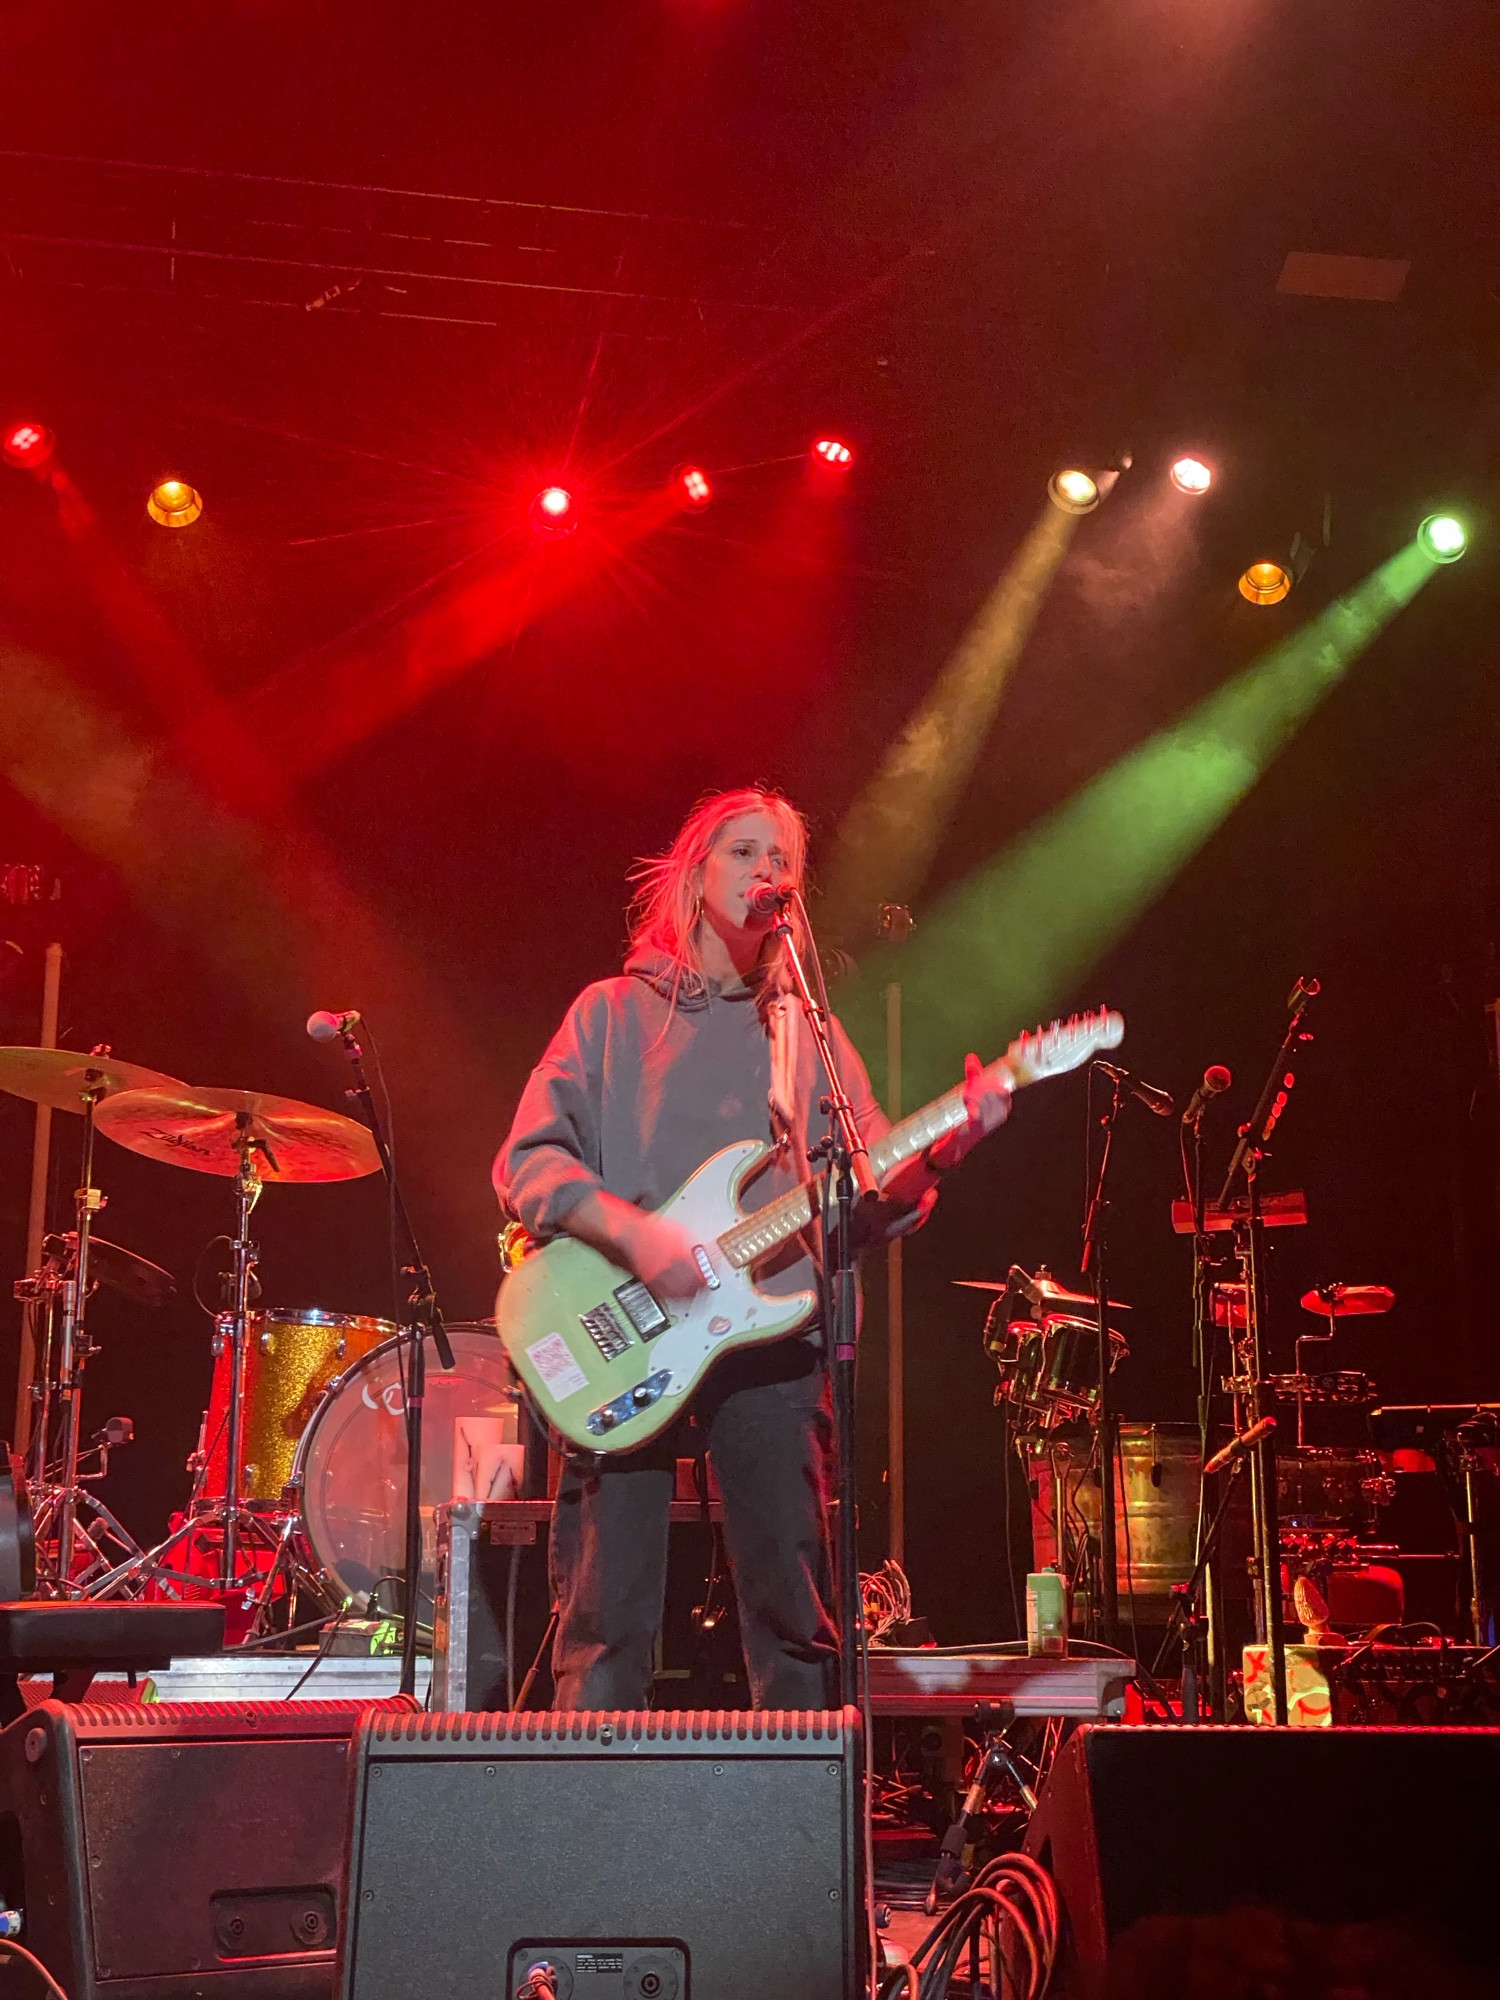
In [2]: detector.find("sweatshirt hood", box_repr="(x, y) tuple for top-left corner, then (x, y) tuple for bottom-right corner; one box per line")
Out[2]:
(624, 946), (770, 1009)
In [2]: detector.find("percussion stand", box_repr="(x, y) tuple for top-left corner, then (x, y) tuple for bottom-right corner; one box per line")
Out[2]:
(327, 1020), (454, 1702)
(1213, 980), (1318, 1727)
(218, 1117), (267, 1593)
(1081, 1068), (1126, 1648)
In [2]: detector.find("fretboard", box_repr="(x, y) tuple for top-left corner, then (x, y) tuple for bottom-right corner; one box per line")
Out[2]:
(717, 1078), (981, 1270)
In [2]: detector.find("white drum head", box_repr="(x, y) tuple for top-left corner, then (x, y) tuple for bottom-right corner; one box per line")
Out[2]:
(295, 1324), (520, 1618)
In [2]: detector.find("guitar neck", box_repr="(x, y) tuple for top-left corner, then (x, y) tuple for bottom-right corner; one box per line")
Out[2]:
(717, 1077), (985, 1271)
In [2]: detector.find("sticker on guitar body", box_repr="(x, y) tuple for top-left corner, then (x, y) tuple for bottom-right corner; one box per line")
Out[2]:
(525, 1332), (589, 1402)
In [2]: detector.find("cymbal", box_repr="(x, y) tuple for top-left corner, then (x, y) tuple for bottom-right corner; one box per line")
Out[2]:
(954, 1278), (1132, 1312)
(0, 1046), (183, 1112)
(95, 1085), (380, 1183)
(1301, 1283), (1395, 1319)
(47, 1232), (176, 1308)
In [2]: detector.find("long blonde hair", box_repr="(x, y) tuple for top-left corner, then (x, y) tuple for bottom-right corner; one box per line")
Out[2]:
(627, 787), (812, 987)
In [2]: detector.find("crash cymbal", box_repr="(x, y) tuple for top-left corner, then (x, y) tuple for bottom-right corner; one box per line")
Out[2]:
(1301, 1283), (1395, 1319)
(0, 1046), (183, 1111)
(47, 1232), (175, 1308)
(954, 1278), (1132, 1312)
(95, 1085), (380, 1183)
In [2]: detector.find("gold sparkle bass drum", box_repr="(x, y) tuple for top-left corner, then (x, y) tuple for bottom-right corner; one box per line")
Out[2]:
(495, 1008), (1124, 1454)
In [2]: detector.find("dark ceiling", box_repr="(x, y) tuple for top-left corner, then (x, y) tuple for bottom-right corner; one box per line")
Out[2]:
(1, 0), (1498, 1644)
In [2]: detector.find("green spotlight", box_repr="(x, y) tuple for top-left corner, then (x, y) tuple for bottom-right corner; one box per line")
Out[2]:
(1418, 514), (1468, 563)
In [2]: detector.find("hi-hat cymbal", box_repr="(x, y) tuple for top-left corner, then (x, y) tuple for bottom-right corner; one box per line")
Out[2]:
(47, 1232), (176, 1308)
(95, 1085), (380, 1183)
(1301, 1283), (1395, 1319)
(0, 1047), (183, 1111)
(954, 1277), (1132, 1312)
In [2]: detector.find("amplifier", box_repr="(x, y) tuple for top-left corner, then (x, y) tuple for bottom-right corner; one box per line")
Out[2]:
(339, 1708), (862, 2000)
(1025, 1724), (1500, 1992)
(0, 1695), (413, 2000)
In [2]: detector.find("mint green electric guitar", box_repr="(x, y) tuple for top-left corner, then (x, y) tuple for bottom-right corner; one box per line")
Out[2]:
(495, 1008), (1124, 1452)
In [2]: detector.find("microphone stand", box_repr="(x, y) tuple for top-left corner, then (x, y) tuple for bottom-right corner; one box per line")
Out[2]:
(1212, 980), (1319, 1729)
(1080, 1066), (1125, 1649)
(770, 902), (877, 1712)
(331, 1021), (455, 1700)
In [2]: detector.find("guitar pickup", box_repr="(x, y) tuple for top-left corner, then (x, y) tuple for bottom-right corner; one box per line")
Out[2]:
(579, 1302), (632, 1361)
(586, 1370), (672, 1436)
(613, 1278), (670, 1340)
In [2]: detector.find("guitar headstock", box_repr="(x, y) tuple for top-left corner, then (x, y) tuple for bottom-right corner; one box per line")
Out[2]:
(999, 1007), (1126, 1088)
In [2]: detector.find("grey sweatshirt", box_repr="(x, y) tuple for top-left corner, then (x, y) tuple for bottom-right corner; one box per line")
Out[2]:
(493, 950), (919, 1303)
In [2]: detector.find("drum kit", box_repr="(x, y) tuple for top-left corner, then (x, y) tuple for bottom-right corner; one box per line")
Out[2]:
(2, 1045), (520, 1641)
(967, 1257), (1400, 1649)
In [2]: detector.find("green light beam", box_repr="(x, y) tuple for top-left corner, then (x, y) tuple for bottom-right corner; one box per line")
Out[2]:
(838, 541), (1434, 1101)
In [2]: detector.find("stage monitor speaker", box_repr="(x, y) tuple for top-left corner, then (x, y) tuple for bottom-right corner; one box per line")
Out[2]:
(0, 1695), (413, 2000)
(1025, 1724), (1500, 1994)
(339, 1708), (862, 2000)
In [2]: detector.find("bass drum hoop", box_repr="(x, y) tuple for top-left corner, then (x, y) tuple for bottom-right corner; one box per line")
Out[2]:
(288, 1322), (517, 1616)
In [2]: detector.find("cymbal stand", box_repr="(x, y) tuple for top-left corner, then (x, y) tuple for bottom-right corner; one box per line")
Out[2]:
(219, 1115), (266, 1592)
(50, 1073), (107, 1588)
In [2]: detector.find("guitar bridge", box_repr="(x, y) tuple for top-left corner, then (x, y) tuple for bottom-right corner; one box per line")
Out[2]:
(586, 1370), (672, 1436)
(579, 1302), (632, 1361)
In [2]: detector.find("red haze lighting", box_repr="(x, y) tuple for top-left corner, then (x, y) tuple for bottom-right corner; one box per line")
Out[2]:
(812, 438), (854, 469)
(676, 465), (713, 509)
(1170, 455), (1213, 495)
(530, 485), (577, 535)
(3, 421), (55, 471)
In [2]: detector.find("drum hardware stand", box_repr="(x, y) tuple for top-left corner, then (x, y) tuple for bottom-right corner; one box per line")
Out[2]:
(1081, 1065), (1127, 1648)
(924, 1700), (1033, 1914)
(1183, 1091), (1232, 1719)
(1212, 976), (1320, 1727)
(1155, 1453), (1252, 1719)
(322, 1014), (454, 1701)
(770, 898), (879, 1713)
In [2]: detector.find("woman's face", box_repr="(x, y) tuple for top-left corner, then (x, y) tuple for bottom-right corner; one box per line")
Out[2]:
(698, 810), (795, 942)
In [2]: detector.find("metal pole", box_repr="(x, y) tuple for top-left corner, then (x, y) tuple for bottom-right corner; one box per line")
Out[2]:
(885, 981), (904, 1569)
(16, 941), (63, 1454)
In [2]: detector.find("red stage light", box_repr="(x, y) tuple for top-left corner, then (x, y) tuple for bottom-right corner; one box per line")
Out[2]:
(677, 465), (713, 509)
(530, 485), (577, 534)
(3, 421), (55, 471)
(812, 438), (854, 469)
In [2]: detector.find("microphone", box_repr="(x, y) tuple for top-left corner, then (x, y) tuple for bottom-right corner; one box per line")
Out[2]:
(1094, 1060), (1174, 1119)
(745, 883), (796, 918)
(1181, 1064), (1233, 1125)
(1286, 974), (1321, 1014)
(1203, 1414), (1276, 1478)
(307, 1008), (362, 1043)
(1007, 1264), (1044, 1311)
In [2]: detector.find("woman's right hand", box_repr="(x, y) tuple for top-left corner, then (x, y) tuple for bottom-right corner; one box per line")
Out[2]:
(621, 1210), (707, 1301)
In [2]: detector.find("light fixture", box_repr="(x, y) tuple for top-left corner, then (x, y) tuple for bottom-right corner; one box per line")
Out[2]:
(3, 422), (55, 471)
(1418, 513), (1467, 564)
(1238, 560), (1293, 606)
(1048, 468), (1101, 515)
(530, 485), (577, 535)
(1170, 456), (1213, 496)
(147, 479), (203, 527)
(676, 465), (713, 509)
(812, 438), (854, 469)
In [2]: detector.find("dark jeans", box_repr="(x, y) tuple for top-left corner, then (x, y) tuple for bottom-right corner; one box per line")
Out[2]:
(549, 1337), (840, 1709)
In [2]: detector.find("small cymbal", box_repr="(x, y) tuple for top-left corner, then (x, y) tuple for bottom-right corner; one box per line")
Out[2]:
(47, 1232), (176, 1308)
(96, 1085), (380, 1183)
(1301, 1283), (1395, 1319)
(0, 1046), (183, 1112)
(954, 1277), (1132, 1312)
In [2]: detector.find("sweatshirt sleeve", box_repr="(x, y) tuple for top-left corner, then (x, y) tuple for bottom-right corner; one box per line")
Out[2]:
(492, 986), (612, 1239)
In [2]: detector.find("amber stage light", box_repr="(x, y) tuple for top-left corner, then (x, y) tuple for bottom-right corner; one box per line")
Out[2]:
(147, 479), (204, 527)
(1238, 559), (1293, 606)
(1048, 468), (1100, 514)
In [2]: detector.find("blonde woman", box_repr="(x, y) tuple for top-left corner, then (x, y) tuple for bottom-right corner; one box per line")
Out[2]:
(493, 788), (1009, 1709)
